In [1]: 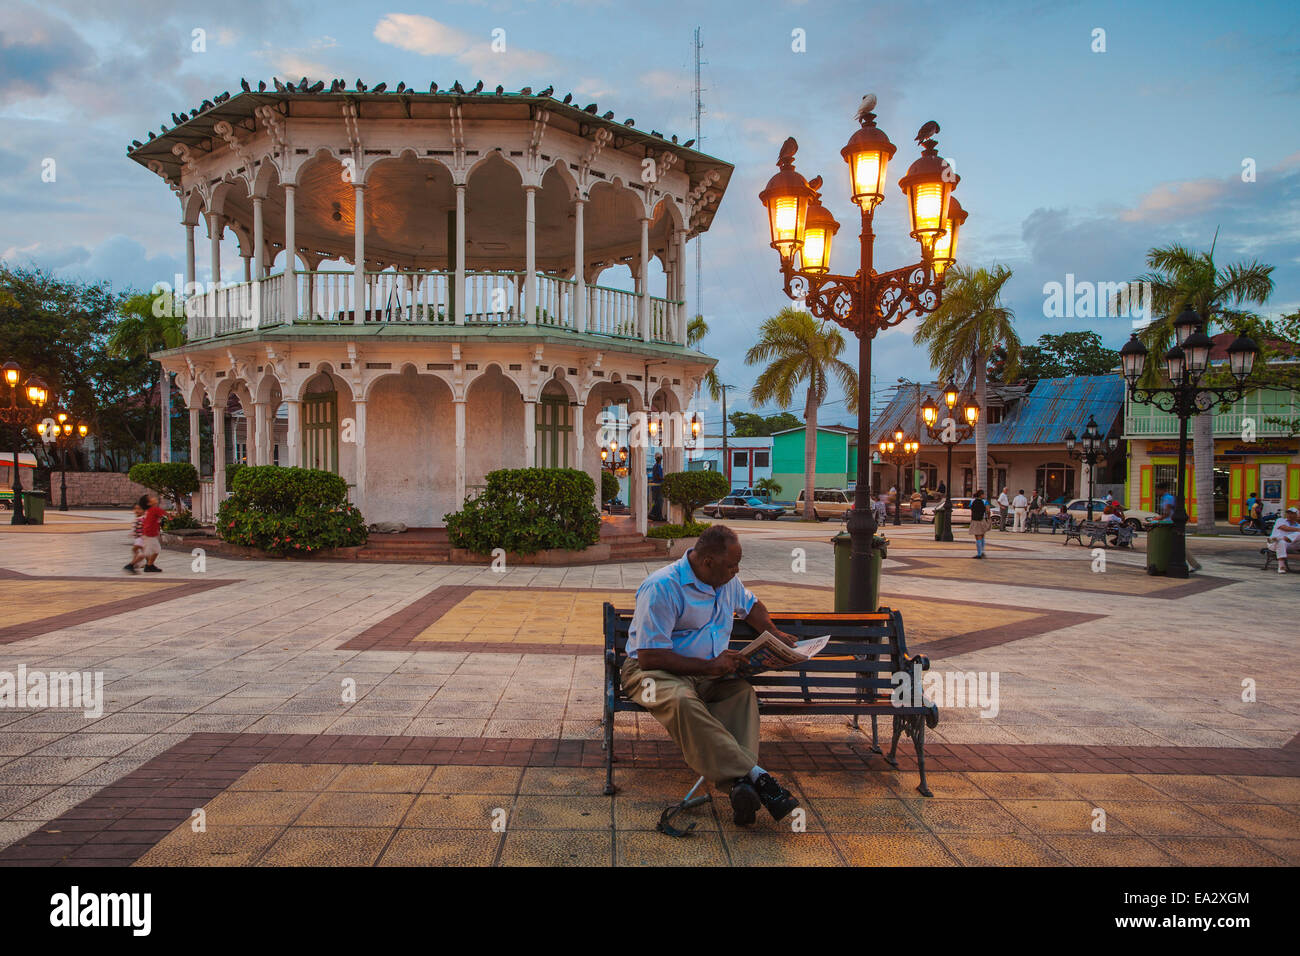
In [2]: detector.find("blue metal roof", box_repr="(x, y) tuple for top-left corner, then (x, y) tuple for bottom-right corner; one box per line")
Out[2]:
(871, 375), (1126, 448)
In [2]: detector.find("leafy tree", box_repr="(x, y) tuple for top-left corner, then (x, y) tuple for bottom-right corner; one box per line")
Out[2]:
(663, 470), (729, 520)
(912, 264), (1020, 498)
(107, 292), (184, 463)
(728, 411), (802, 437)
(754, 476), (783, 498)
(745, 308), (858, 522)
(990, 331), (1118, 382)
(1123, 243), (1273, 533)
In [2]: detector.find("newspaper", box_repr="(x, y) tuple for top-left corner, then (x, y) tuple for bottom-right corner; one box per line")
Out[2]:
(737, 631), (831, 674)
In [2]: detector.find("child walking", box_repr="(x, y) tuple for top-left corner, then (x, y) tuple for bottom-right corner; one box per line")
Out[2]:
(125, 494), (167, 573)
(124, 497), (146, 573)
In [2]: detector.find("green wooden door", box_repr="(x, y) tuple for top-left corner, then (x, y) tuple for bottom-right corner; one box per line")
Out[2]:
(302, 392), (338, 473)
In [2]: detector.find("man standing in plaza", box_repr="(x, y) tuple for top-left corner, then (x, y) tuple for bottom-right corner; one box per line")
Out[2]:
(622, 525), (801, 825)
(997, 487), (1011, 531)
(649, 453), (665, 522)
(1012, 489), (1029, 532)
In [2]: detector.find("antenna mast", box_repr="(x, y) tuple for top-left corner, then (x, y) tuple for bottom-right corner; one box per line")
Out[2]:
(693, 26), (705, 320)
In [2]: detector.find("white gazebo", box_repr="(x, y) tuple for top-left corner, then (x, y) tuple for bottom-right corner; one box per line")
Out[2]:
(129, 81), (731, 532)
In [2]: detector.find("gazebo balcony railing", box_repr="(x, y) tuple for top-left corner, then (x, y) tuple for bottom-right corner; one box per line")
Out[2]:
(183, 270), (684, 345)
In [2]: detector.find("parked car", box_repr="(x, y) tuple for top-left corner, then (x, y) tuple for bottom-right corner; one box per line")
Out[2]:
(921, 497), (1004, 529)
(1062, 498), (1156, 531)
(793, 488), (855, 521)
(730, 487), (771, 501)
(701, 496), (786, 520)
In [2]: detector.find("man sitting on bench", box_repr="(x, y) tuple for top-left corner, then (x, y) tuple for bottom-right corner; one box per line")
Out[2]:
(622, 525), (801, 826)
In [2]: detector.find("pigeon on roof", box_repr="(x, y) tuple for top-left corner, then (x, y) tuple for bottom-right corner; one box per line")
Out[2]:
(372, 82), (387, 92)
(258, 80), (266, 92)
(273, 78), (286, 92)
(240, 78), (251, 92)
(172, 112), (185, 125)
(330, 79), (344, 91)
(308, 80), (324, 93)
(683, 139), (694, 148)
(562, 93), (572, 104)
(671, 134), (678, 143)
(147, 131), (155, 140)
(855, 93), (877, 123)
(602, 111), (614, 120)
(539, 85), (553, 96)
(200, 99), (213, 110)
(495, 85), (504, 95)
(452, 80), (464, 93)
(356, 80), (367, 91)
(396, 81), (406, 93)
(626, 119), (635, 126)
(520, 86), (532, 95)
(131, 139), (142, 148)
(471, 80), (484, 93)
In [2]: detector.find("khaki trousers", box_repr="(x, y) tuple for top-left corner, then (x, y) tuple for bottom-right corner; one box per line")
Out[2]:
(621, 659), (760, 787)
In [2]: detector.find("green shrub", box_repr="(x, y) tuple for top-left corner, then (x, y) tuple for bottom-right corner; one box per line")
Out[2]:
(229, 465), (349, 511)
(662, 470), (729, 519)
(128, 462), (198, 509)
(444, 467), (599, 555)
(646, 520), (711, 540)
(226, 462), (245, 489)
(601, 471), (619, 504)
(163, 510), (201, 531)
(216, 465), (365, 555)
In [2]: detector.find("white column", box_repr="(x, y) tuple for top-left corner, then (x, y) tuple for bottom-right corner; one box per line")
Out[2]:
(632, 443), (648, 534)
(242, 256), (252, 282)
(252, 197), (265, 280)
(207, 213), (222, 284)
(213, 407), (227, 499)
(676, 229), (688, 342)
(285, 399), (301, 467)
(249, 401), (263, 465)
(184, 223), (196, 294)
(189, 406), (201, 469)
(455, 183), (467, 325)
(524, 186), (537, 323)
(574, 197), (586, 334)
(638, 216), (650, 342)
(523, 399), (537, 466)
(573, 401), (585, 476)
(283, 184), (297, 322)
(353, 399), (367, 514)
(454, 398), (467, 505)
(353, 183), (366, 325)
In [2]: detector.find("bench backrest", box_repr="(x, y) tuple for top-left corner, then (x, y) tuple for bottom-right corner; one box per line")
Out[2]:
(603, 603), (912, 702)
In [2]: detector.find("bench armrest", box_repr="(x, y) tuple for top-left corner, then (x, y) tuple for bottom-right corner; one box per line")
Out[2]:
(902, 652), (931, 673)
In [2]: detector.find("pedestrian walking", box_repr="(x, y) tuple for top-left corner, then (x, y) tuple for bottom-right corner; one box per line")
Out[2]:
(969, 489), (992, 558)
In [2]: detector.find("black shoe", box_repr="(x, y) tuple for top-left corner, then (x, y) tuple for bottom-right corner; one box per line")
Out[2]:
(751, 772), (799, 822)
(142, 565), (162, 572)
(728, 778), (761, 826)
(123, 563), (138, 574)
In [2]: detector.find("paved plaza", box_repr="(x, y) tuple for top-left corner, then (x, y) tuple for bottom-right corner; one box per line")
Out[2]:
(0, 512), (1297, 866)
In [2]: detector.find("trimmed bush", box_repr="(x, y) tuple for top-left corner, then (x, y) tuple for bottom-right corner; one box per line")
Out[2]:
(128, 462), (198, 509)
(162, 510), (201, 531)
(662, 470), (729, 520)
(444, 467), (599, 555)
(601, 470), (619, 505)
(226, 462), (245, 489)
(217, 465), (366, 556)
(646, 520), (710, 540)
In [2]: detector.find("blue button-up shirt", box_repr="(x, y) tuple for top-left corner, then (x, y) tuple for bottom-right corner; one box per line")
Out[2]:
(626, 550), (757, 660)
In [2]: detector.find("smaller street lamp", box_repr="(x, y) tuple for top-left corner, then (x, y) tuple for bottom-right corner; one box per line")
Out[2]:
(1063, 414), (1118, 521)
(921, 381), (979, 541)
(877, 429), (919, 526)
(39, 410), (90, 512)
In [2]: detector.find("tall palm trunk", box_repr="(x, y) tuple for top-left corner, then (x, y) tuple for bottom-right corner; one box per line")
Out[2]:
(803, 385), (818, 522)
(974, 350), (988, 494)
(1192, 407), (1215, 532)
(160, 368), (172, 463)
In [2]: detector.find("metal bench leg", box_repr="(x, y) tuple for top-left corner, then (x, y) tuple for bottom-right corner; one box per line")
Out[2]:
(886, 715), (904, 768)
(913, 719), (933, 798)
(849, 713), (883, 753)
(603, 711), (616, 796)
(656, 775), (711, 837)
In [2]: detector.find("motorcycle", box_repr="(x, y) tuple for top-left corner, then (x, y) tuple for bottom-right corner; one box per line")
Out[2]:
(1238, 511), (1279, 535)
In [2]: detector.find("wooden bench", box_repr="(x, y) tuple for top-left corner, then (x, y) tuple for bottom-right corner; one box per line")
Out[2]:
(602, 603), (940, 802)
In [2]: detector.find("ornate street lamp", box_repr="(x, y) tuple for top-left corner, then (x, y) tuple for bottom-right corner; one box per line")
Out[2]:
(1, 363), (52, 524)
(39, 411), (90, 512)
(920, 382), (979, 541)
(1120, 305), (1260, 578)
(600, 441), (628, 474)
(1063, 414), (1118, 521)
(877, 430), (919, 526)
(760, 96), (964, 610)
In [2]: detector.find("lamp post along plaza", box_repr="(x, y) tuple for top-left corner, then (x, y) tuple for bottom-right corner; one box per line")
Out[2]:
(1, 361), (51, 525)
(877, 431), (918, 526)
(760, 96), (964, 610)
(38, 412), (90, 512)
(1120, 306), (1259, 579)
(921, 383), (979, 542)
(1063, 414), (1117, 521)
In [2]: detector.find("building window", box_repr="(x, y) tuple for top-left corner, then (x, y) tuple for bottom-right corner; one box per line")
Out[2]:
(754, 451), (770, 468)
(905, 464), (939, 494)
(302, 391), (339, 474)
(986, 406), (1004, 424)
(732, 451), (749, 468)
(1034, 462), (1074, 500)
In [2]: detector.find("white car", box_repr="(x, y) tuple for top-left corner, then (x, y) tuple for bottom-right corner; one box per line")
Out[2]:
(921, 498), (1004, 529)
(1061, 498), (1157, 531)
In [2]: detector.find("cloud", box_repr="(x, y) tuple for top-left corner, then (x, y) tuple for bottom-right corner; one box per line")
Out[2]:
(0, 5), (95, 102)
(4, 235), (184, 294)
(373, 13), (558, 81)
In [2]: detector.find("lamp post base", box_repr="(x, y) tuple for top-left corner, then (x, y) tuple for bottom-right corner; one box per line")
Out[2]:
(845, 506), (879, 612)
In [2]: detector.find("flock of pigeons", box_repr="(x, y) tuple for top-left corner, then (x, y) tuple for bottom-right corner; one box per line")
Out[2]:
(128, 79), (698, 152)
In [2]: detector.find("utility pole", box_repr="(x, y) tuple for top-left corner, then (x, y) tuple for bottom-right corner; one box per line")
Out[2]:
(718, 383), (735, 489)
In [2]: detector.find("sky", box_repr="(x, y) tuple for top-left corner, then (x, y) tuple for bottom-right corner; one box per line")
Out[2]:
(2, 0), (1298, 432)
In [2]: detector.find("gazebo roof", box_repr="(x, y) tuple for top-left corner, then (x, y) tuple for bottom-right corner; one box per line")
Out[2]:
(126, 81), (733, 192)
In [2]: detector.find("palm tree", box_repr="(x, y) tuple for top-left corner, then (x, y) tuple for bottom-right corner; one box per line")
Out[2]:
(107, 292), (185, 462)
(686, 314), (723, 402)
(745, 308), (858, 522)
(912, 265), (1020, 497)
(1128, 243), (1273, 533)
